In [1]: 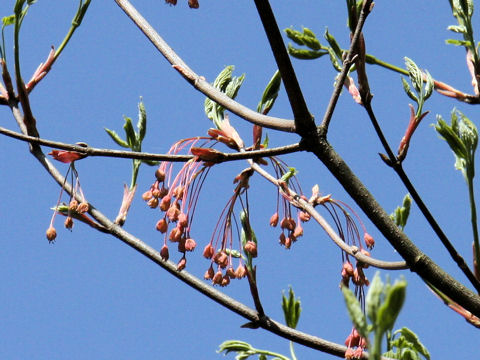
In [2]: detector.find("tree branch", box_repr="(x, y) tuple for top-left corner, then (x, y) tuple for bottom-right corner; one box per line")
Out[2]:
(305, 135), (480, 318)
(252, 0), (316, 137)
(114, 0), (295, 133)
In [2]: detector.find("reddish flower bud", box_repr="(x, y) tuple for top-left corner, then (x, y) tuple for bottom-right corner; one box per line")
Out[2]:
(299, 211), (311, 222)
(203, 243), (215, 259)
(213, 251), (228, 268)
(166, 205), (180, 222)
(212, 270), (223, 285)
(147, 197), (159, 209)
(155, 169), (166, 182)
(177, 256), (186, 271)
(343, 261), (354, 276)
(173, 186), (184, 199)
(235, 264), (246, 279)
(293, 224), (303, 238)
(204, 265), (214, 280)
(160, 245), (169, 261)
(46, 226), (57, 243)
(69, 199), (78, 211)
(77, 202), (89, 214)
(279, 232), (286, 245)
(178, 213), (188, 228)
(160, 195), (171, 211)
(184, 238), (196, 252)
(226, 267), (236, 279)
(221, 275), (230, 287)
(156, 218), (168, 233)
(269, 212), (279, 227)
(284, 236), (292, 249)
(142, 190), (153, 201)
(151, 188), (162, 198)
(188, 0), (199, 8)
(64, 216), (74, 230)
(364, 232), (375, 249)
(244, 241), (257, 257)
(169, 226), (182, 242)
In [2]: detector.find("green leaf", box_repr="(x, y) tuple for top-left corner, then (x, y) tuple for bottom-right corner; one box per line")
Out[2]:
(282, 287), (301, 329)
(376, 279), (407, 333)
(390, 194), (412, 230)
(301, 28), (321, 50)
(137, 98), (147, 142)
(287, 44), (328, 60)
(123, 116), (136, 148)
(284, 28), (306, 46)
(104, 128), (129, 148)
(404, 57), (423, 93)
(341, 286), (368, 338)
(446, 38), (472, 46)
(324, 28), (343, 59)
(218, 340), (253, 354)
(395, 327), (431, 360)
(257, 70), (282, 114)
(401, 77), (418, 102)
(447, 24), (467, 33)
(366, 272), (383, 325)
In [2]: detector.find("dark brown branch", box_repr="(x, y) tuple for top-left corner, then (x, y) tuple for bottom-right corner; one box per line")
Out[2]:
(0, 124), (302, 162)
(114, 0), (295, 133)
(252, 0), (315, 137)
(305, 136), (480, 318)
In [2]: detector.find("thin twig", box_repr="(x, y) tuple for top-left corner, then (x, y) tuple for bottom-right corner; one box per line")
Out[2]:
(114, 0), (295, 133)
(0, 124), (302, 162)
(363, 101), (480, 293)
(248, 159), (407, 270)
(319, 0), (373, 133)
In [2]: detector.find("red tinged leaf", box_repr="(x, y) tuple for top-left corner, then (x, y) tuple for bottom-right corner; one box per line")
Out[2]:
(48, 150), (86, 163)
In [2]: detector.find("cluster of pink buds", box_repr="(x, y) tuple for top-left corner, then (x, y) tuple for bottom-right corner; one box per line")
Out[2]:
(344, 327), (367, 359)
(143, 137), (214, 269)
(201, 169), (253, 286)
(269, 159), (309, 249)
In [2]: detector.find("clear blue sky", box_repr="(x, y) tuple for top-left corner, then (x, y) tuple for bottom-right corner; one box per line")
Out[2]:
(0, 1), (478, 359)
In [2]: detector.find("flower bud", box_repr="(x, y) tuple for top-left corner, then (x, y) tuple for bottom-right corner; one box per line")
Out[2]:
(184, 238), (196, 252)
(77, 202), (89, 214)
(160, 195), (171, 211)
(364, 232), (375, 249)
(46, 226), (57, 243)
(269, 212), (279, 227)
(64, 216), (74, 230)
(299, 211), (311, 222)
(221, 275), (230, 287)
(166, 205), (180, 222)
(244, 241), (257, 257)
(69, 199), (78, 211)
(155, 169), (166, 182)
(160, 245), (169, 261)
(204, 265), (214, 280)
(156, 218), (168, 233)
(147, 197), (159, 209)
(176, 256), (187, 271)
(203, 243), (215, 259)
(234, 264), (246, 279)
(226, 267), (236, 279)
(142, 190), (153, 201)
(213, 251), (228, 268)
(212, 270), (223, 285)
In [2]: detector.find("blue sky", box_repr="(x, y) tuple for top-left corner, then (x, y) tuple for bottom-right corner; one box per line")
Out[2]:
(0, 1), (479, 359)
